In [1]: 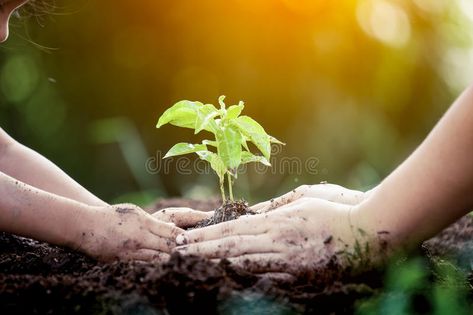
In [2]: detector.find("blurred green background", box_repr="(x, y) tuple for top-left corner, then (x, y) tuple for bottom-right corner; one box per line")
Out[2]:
(1, 0), (472, 205)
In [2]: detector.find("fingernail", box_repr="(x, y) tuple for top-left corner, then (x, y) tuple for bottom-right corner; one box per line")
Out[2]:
(176, 233), (188, 245)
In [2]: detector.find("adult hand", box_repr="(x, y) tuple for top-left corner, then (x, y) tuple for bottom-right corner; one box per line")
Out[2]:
(175, 198), (386, 275)
(76, 204), (183, 262)
(152, 207), (213, 228)
(251, 183), (370, 213)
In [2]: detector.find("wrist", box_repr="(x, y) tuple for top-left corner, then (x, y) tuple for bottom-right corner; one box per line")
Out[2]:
(355, 183), (431, 256)
(62, 204), (100, 250)
(347, 202), (397, 265)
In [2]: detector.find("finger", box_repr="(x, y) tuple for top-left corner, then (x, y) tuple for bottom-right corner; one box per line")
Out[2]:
(147, 216), (184, 240)
(152, 207), (213, 228)
(250, 200), (271, 213)
(250, 185), (309, 213)
(138, 232), (177, 253)
(176, 214), (269, 245)
(250, 193), (300, 213)
(216, 253), (288, 273)
(309, 184), (365, 205)
(174, 234), (278, 258)
(122, 249), (170, 262)
(270, 196), (342, 218)
(251, 184), (364, 213)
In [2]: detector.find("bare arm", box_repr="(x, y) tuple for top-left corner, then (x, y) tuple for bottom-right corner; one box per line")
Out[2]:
(0, 170), (182, 261)
(0, 128), (107, 207)
(354, 85), (473, 249)
(0, 170), (90, 246)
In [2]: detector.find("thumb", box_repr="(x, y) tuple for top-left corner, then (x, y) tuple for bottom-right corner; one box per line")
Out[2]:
(152, 207), (214, 228)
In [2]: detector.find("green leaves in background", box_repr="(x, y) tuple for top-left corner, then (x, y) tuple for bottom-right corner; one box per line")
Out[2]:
(356, 257), (470, 315)
(156, 95), (284, 200)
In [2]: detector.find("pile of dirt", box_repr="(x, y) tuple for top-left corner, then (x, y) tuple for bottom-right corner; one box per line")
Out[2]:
(0, 199), (472, 314)
(423, 215), (473, 269)
(194, 200), (254, 228)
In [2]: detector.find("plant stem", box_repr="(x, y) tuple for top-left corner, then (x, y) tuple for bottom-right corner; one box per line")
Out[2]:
(219, 180), (226, 203)
(227, 173), (234, 201)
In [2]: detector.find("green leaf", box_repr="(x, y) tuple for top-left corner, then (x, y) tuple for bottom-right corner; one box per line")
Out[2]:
(156, 100), (202, 129)
(197, 151), (226, 182)
(195, 104), (219, 134)
(232, 116), (271, 160)
(215, 124), (242, 169)
(270, 136), (286, 145)
(218, 95), (226, 110)
(241, 151), (271, 166)
(202, 139), (217, 147)
(163, 142), (207, 158)
(241, 137), (250, 151)
(225, 101), (244, 120)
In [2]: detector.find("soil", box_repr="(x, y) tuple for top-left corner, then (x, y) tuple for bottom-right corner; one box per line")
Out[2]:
(1, 198), (473, 314)
(194, 200), (254, 228)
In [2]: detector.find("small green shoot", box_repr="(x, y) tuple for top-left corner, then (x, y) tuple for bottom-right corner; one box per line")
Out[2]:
(156, 95), (284, 202)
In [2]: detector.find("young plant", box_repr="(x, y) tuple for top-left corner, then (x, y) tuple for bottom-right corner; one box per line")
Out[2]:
(156, 96), (284, 202)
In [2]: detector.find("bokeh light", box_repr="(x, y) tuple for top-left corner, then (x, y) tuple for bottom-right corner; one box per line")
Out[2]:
(357, 0), (411, 48)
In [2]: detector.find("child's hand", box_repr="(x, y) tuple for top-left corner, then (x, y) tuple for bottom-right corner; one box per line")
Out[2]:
(76, 204), (183, 262)
(175, 198), (386, 275)
(152, 207), (213, 228)
(251, 183), (368, 213)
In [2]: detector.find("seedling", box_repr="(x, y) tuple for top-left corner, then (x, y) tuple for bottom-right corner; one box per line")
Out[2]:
(156, 96), (284, 202)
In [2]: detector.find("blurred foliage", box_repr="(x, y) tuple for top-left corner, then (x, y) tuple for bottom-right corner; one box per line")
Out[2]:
(357, 256), (471, 315)
(1, 0), (473, 204)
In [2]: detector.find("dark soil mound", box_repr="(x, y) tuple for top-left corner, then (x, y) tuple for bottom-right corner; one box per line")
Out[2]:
(1, 199), (472, 314)
(423, 215), (473, 269)
(195, 200), (254, 228)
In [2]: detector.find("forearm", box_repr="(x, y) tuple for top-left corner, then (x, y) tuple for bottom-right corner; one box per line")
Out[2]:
(354, 85), (473, 249)
(0, 130), (107, 207)
(0, 171), (93, 247)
